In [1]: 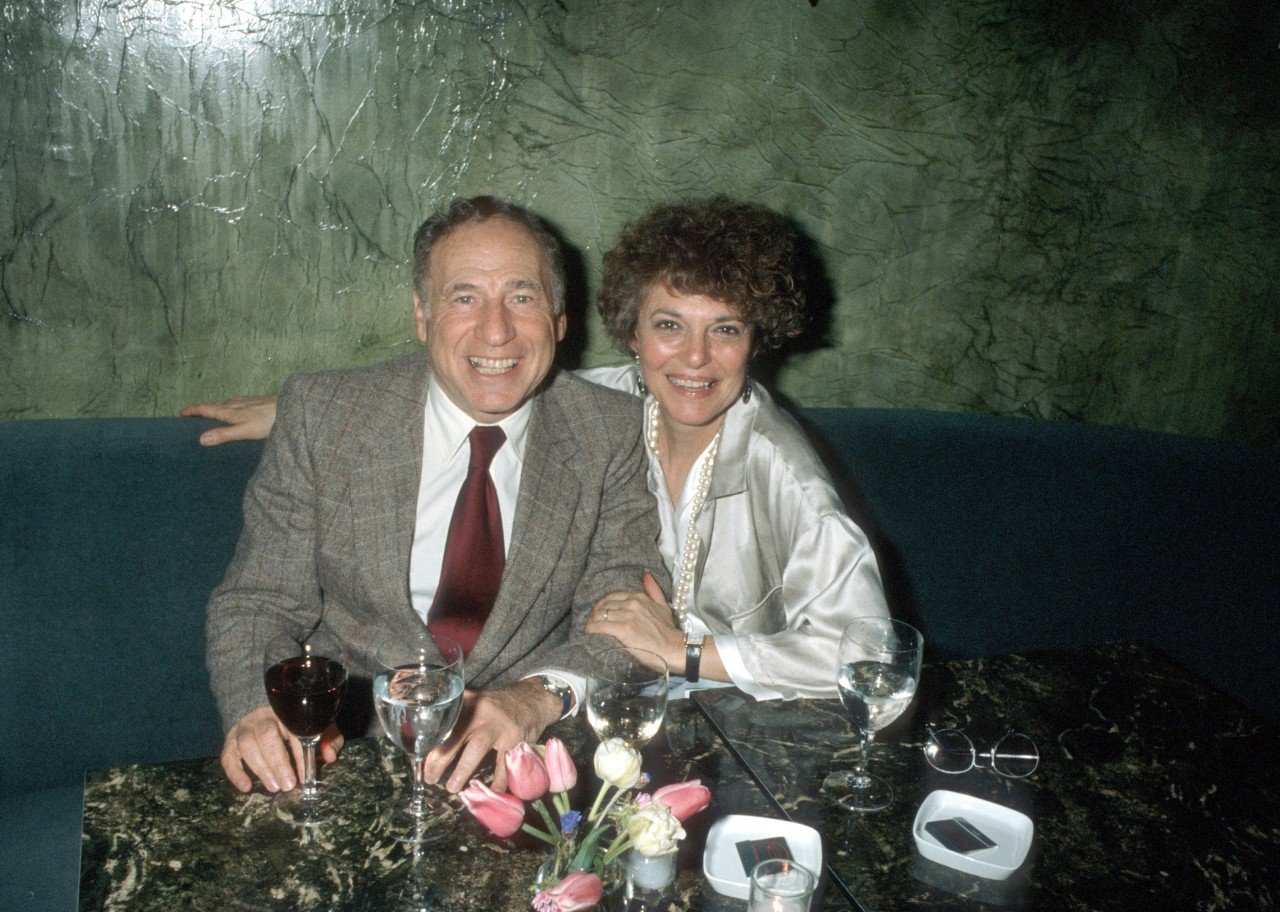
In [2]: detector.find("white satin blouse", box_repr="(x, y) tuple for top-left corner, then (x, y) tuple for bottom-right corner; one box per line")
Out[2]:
(579, 365), (889, 699)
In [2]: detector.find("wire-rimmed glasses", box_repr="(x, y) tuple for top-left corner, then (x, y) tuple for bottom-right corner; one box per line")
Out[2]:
(923, 725), (1040, 778)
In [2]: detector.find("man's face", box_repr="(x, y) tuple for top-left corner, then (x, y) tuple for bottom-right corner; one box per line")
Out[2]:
(415, 217), (566, 423)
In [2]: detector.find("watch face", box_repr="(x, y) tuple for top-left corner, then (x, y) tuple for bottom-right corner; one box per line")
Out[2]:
(686, 634), (705, 647)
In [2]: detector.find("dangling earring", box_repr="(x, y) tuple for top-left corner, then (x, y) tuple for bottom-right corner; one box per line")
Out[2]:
(633, 353), (648, 396)
(741, 377), (753, 403)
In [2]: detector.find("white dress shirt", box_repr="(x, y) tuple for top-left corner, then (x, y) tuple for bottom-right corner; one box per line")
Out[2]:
(409, 384), (530, 617)
(408, 383), (583, 715)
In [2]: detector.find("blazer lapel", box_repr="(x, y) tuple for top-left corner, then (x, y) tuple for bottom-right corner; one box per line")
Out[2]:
(466, 386), (580, 681)
(359, 352), (431, 621)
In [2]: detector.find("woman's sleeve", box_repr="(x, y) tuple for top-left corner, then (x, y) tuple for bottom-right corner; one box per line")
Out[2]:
(732, 503), (889, 699)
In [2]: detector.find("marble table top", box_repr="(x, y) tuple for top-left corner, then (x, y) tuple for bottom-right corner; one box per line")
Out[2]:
(693, 642), (1280, 911)
(80, 700), (856, 911)
(81, 643), (1276, 911)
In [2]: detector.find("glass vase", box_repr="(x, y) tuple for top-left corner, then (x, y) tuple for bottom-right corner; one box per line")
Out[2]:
(534, 856), (624, 912)
(623, 848), (676, 909)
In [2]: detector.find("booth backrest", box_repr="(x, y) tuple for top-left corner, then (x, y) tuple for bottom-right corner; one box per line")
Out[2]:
(0, 418), (262, 796)
(802, 407), (1280, 726)
(2, 410), (1276, 797)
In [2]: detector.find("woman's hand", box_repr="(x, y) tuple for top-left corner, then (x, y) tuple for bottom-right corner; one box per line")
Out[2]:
(181, 395), (279, 446)
(587, 572), (687, 674)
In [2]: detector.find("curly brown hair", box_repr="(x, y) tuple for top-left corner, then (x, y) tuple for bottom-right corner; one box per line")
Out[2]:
(597, 197), (807, 354)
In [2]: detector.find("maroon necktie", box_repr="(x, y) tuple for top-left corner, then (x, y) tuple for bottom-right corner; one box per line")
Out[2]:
(429, 425), (506, 656)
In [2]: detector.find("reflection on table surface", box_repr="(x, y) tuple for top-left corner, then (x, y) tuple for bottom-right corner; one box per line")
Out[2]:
(81, 643), (1277, 912)
(79, 701), (856, 911)
(693, 642), (1280, 912)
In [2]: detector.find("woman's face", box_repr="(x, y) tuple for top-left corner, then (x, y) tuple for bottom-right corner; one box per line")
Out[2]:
(632, 284), (752, 434)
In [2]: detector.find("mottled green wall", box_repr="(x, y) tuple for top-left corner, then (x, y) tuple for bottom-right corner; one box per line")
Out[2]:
(3, 0), (1277, 444)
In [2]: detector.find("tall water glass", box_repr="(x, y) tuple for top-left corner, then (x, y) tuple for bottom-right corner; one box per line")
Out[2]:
(263, 629), (347, 826)
(821, 617), (922, 812)
(585, 647), (668, 749)
(373, 630), (465, 843)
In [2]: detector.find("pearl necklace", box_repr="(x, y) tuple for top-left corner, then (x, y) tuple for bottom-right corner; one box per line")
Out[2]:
(647, 400), (721, 631)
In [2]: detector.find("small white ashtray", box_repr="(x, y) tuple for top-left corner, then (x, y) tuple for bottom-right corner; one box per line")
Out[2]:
(912, 790), (1033, 880)
(703, 814), (823, 899)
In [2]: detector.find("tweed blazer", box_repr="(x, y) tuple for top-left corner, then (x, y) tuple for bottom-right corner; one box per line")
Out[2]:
(206, 351), (665, 731)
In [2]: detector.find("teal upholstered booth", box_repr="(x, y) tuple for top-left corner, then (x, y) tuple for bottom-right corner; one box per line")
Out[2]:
(2, 410), (1276, 911)
(0, 419), (260, 912)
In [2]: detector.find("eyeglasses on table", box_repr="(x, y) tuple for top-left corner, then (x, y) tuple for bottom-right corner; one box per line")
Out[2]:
(923, 725), (1040, 778)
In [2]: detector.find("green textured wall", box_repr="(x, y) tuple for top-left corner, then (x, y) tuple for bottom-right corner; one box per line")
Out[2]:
(3, 0), (1277, 444)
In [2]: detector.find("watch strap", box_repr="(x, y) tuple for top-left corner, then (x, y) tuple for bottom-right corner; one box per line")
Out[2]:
(684, 638), (704, 684)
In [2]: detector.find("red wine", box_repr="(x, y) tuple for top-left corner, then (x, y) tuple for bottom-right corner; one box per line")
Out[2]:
(265, 654), (346, 737)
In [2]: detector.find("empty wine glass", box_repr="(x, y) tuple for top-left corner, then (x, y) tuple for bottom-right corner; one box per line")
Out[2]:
(585, 647), (668, 749)
(821, 616), (922, 812)
(373, 630), (465, 843)
(262, 628), (348, 826)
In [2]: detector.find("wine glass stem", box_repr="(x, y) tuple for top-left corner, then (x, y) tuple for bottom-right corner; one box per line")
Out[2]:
(409, 757), (430, 816)
(852, 731), (874, 787)
(299, 736), (320, 795)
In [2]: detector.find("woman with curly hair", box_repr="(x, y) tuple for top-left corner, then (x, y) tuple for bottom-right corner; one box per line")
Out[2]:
(581, 198), (887, 699)
(184, 197), (888, 699)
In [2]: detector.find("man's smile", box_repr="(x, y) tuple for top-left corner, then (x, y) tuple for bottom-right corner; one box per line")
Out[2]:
(468, 356), (520, 375)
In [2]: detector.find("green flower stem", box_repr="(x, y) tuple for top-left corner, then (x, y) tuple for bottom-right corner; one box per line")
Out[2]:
(552, 791), (570, 817)
(587, 783), (613, 824)
(534, 799), (561, 841)
(599, 831), (632, 866)
(594, 787), (626, 825)
(521, 823), (559, 847)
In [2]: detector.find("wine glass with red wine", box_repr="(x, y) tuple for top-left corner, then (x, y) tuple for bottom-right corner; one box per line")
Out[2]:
(263, 629), (348, 826)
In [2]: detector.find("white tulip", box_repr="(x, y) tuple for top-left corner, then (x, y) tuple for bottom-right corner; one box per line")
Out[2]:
(627, 802), (685, 856)
(593, 738), (642, 789)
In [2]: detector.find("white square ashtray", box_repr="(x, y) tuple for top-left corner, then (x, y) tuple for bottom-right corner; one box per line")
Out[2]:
(912, 789), (1034, 880)
(703, 814), (823, 899)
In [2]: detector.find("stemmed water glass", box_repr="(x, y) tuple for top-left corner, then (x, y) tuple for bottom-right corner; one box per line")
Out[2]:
(585, 646), (669, 749)
(262, 628), (348, 826)
(821, 616), (923, 812)
(373, 630), (465, 843)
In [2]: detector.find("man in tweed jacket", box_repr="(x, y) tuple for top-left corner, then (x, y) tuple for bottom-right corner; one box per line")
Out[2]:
(207, 197), (663, 795)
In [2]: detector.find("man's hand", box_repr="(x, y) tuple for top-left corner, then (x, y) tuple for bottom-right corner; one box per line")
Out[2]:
(586, 572), (685, 673)
(420, 680), (562, 794)
(181, 396), (279, 446)
(220, 705), (344, 793)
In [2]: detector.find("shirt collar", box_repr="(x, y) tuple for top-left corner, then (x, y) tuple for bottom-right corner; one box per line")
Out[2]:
(426, 383), (533, 466)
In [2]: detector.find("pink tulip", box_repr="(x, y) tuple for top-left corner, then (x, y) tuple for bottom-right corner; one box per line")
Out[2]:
(653, 780), (711, 821)
(505, 742), (551, 801)
(531, 872), (603, 912)
(543, 737), (578, 792)
(459, 779), (526, 838)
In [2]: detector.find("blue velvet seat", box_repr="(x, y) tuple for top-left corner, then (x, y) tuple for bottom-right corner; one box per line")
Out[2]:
(801, 407), (1280, 726)
(0, 419), (261, 910)
(0, 786), (84, 912)
(1, 410), (1276, 909)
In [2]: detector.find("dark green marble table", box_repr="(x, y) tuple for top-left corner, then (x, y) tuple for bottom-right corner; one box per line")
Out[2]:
(693, 642), (1280, 912)
(79, 701), (855, 911)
